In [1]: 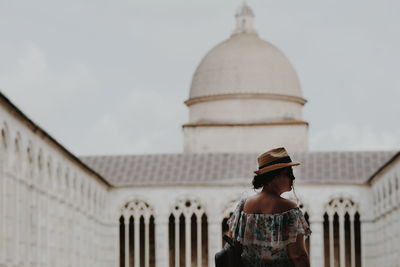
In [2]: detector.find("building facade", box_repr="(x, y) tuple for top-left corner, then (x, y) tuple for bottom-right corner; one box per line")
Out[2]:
(0, 3), (399, 267)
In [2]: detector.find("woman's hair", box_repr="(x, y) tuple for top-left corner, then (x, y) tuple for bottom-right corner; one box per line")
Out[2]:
(252, 167), (287, 189)
(252, 166), (300, 205)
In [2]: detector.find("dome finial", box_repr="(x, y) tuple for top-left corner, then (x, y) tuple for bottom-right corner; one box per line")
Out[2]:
(232, 1), (257, 36)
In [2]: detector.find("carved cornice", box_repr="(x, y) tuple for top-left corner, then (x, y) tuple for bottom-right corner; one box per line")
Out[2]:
(182, 120), (309, 128)
(184, 93), (307, 106)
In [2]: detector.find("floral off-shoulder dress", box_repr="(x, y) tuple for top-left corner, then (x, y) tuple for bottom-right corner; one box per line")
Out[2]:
(227, 198), (312, 267)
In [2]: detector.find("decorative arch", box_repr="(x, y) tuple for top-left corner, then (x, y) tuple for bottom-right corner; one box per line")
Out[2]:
(54, 162), (62, 193)
(71, 173), (78, 203)
(26, 141), (34, 164)
(87, 182), (93, 213)
(286, 196), (311, 253)
(79, 178), (84, 207)
(395, 173), (399, 199)
(119, 199), (155, 267)
(36, 148), (44, 186)
(221, 197), (241, 220)
(323, 197), (360, 267)
(46, 155), (53, 188)
(93, 187), (97, 214)
(14, 132), (21, 153)
(169, 197), (208, 267)
(1, 121), (9, 150)
(23, 140), (35, 186)
(11, 132), (22, 175)
(37, 148), (43, 171)
(64, 168), (70, 200)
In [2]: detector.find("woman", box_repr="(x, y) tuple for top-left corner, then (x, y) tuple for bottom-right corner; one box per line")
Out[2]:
(227, 147), (311, 267)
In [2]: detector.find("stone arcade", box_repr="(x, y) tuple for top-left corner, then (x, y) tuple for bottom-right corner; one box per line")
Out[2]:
(0, 3), (399, 267)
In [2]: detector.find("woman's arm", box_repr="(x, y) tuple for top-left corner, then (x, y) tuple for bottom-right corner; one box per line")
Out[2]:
(287, 234), (310, 267)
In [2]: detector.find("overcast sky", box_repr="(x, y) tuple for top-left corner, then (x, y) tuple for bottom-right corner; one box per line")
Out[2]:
(0, 0), (399, 155)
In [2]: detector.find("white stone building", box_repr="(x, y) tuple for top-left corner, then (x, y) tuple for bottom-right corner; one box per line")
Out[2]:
(0, 3), (399, 267)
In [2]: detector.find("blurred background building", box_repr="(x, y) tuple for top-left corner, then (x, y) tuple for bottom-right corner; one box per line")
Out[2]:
(0, 3), (399, 267)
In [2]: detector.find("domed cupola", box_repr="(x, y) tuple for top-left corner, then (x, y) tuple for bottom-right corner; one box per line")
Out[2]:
(183, 3), (309, 153)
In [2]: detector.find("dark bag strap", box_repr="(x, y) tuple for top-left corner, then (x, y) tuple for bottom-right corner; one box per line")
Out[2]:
(222, 235), (234, 246)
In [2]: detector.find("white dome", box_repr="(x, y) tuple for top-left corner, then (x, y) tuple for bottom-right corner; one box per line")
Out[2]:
(183, 3), (308, 153)
(189, 33), (303, 99)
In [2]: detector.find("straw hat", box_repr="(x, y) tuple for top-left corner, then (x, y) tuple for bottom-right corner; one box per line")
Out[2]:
(254, 147), (300, 175)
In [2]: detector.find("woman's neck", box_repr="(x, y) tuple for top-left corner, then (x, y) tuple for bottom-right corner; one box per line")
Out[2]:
(261, 187), (282, 198)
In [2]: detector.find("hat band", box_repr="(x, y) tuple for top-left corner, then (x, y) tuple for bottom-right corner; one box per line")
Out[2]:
(258, 156), (292, 169)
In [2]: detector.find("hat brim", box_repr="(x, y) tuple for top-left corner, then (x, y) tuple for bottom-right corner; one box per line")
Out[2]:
(254, 162), (300, 175)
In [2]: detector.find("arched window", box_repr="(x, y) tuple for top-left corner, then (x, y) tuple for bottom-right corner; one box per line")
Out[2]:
(119, 200), (155, 267)
(65, 169), (70, 199)
(24, 141), (35, 184)
(14, 133), (21, 153)
(294, 201), (311, 255)
(1, 127), (7, 149)
(37, 149), (43, 171)
(12, 133), (22, 174)
(323, 198), (361, 267)
(56, 163), (62, 192)
(46, 156), (53, 187)
(169, 198), (208, 267)
(26, 143), (33, 164)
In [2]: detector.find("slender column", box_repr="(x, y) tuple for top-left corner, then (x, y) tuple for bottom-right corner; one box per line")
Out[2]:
(185, 216), (191, 267)
(339, 212), (345, 267)
(349, 212), (355, 267)
(65, 205), (70, 267)
(72, 210), (77, 267)
(124, 215), (130, 267)
(55, 202), (61, 267)
(208, 219), (222, 267)
(375, 217), (381, 266)
(115, 219), (120, 267)
(24, 183), (30, 266)
(383, 215), (387, 265)
(24, 184), (29, 266)
(155, 215), (169, 267)
(397, 211), (400, 267)
(134, 214), (140, 267)
(4, 175), (12, 265)
(0, 164), (5, 265)
(390, 211), (396, 267)
(47, 198), (53, 267)
(38, 193), (43, 267)
(30, 187), (37, 267)
(15, 176), (21, 266)
(175, 216), (180, 267)
(44, 195), (49, 267)
(144, 215), (150, 267)
(328, 212), (334, 267)
(396, 211), (400, 267)
(389, 212), (395, 267)
(28, 185), (34, 267)
(196, 214), (202, 267)
(309, 216), (324, 267)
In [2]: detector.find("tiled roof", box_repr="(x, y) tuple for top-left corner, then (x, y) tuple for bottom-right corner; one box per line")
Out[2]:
(80, 151), (398, 187)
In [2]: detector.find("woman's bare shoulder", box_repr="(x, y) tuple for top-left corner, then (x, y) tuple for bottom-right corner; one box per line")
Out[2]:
(279, 198), (298, 210)
(243, 194), (298, 214)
